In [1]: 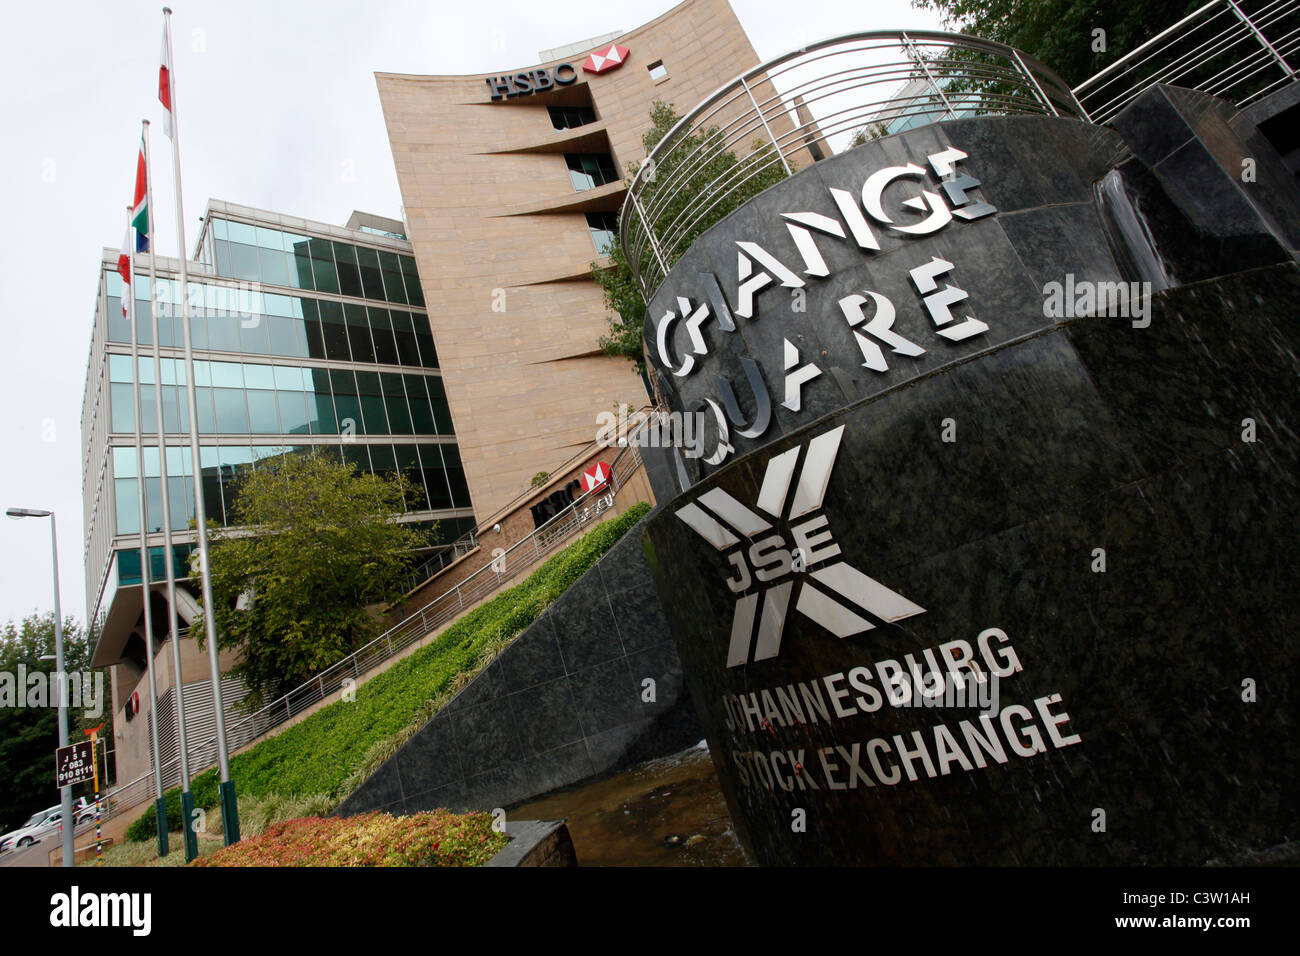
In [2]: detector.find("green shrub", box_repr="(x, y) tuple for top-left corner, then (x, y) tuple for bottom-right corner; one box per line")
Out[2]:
(127, 503), (650, 841)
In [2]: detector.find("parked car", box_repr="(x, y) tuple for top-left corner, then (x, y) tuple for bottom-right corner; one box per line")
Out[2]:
(0, 799), (96, 853)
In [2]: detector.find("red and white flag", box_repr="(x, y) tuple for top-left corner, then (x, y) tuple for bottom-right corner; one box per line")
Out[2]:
(117, 225), (133, 322)
(158, 20), (173, 138)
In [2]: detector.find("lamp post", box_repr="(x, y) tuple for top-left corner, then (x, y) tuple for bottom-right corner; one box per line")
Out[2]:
(6, 507), (73, 868)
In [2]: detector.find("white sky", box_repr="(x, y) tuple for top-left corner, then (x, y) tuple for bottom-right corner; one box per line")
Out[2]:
(0, 0), (944, 625)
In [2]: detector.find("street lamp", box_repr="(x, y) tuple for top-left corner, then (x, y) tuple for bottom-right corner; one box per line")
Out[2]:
(7, 506), (74, 868)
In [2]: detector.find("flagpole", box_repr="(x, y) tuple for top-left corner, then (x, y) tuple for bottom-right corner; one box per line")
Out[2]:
(127, 204), (170, 859)
(141, 119), (198, 862)
(161, 4), (239, 844)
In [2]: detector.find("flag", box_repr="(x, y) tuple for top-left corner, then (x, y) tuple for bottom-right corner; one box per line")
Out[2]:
(158, 21), (173, 139)
(117, 225), (133, 322)
(132, 137), (148, 252)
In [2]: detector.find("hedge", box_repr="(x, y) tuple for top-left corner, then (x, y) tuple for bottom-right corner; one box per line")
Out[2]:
(127, 503), (650, 841)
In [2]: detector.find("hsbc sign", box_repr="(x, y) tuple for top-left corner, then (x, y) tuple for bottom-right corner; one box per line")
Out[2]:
(486, 43), (630, 100)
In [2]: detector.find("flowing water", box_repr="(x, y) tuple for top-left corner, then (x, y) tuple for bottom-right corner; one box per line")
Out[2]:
(509, 742), (750, 866)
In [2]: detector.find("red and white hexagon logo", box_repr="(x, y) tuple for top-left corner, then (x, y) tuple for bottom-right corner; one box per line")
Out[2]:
(583, 44), (629, 74)
(582, 461), (612, 494)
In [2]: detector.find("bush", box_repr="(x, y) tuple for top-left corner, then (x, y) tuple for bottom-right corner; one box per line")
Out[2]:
(192, 810), (507, 867)
(127, 504), (650, 841)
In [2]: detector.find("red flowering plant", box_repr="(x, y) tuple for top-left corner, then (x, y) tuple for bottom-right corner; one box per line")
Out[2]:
(193, 810), (508, 867)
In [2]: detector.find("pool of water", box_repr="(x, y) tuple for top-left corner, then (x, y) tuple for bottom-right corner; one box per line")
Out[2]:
(509, 742), (750, 867)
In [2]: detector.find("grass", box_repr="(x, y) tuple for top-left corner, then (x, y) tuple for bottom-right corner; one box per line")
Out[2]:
(126, 503), (650, 842)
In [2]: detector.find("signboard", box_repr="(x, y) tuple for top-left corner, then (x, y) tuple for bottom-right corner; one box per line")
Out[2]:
(55, 741), (95, 788)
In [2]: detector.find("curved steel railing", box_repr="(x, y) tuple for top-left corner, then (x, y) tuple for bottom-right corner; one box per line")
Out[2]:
(618, 30), (1084, 298)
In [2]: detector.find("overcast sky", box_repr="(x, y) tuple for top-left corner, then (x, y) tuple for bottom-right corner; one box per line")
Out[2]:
(0, 0), (945, 627)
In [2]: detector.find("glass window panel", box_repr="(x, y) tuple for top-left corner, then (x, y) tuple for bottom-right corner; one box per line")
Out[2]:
(355, 370), (387, 434)
(226, 221), (257, 245)
(161, 385), (188, 434)
(413, 324), (439, 368)
(229, 242), (260, 281)
(334, 242), (362, 298)
(214, 240), (232, 276)
(107, 298), (131, 342)
(394, 444), (427, 510)
(417, 444), (452, 509)
(115, 478), (140, 535)
(344, 303), (375, 363)
(381, 372), (412, 434)
(195, 386), (217, 433)
(113, 447), (139, 478)
(210, 361), (244, 389)
(259, 247), (289, 287)
(266, 314), (305, 357)
(167, 475), (188, 532)
(212, 218), (228, 240)
(378, 251), (406, 304)
(404, 374), (435, 433)
(247, 390), (280, 433)
(427, 376), (454, 433)
(277, 387), (311, 436)
(356, 246), (384, 300)
(390, 310), (421, 365)
(441, 443), (472, 508)
(243, 363), (276, 390)
(400, 256), (424, 307)
(109, 354), (134, 383)
(369, 442), (396, 483)
(199, 446), (225, 525)
(368, 307), (399, 365)
(274, 365), (304, 390)
(139, 385), (158, 435)
(291, 241), (314, 290)
(308, 238), (338, 294)
(264, 293), (293, 317)
(214, 389), (250, 433)
(256, 226), (285, 250)
(205, 306), (241, 352)
(219, 446), (255, 520)
(238, 311), (271, 354)
(307, 368), (336, 433)
(145, 476), (164, 533)
(330, 369), (361, 434)
(318, 300), (351, 361)
(341, 443), (371, 475)
(110, 383), (135, 432)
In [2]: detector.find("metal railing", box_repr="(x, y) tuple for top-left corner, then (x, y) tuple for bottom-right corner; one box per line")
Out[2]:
(1073, 0), (1299, 123)
(95, 442), (645, 818)
(619, 30), (1083, 297)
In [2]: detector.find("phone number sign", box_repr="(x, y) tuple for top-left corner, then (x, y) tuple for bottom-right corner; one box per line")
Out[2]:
(55, 741), (94, 788)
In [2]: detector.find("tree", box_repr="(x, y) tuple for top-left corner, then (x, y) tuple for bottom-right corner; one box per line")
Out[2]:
(0, 613), (100, 831)
(189, 452), (429, 709)
(594, 100), (792, 373)
(912, 0), (1206, 87)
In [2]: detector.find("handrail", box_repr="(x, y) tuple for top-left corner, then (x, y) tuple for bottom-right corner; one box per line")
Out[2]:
(1072, 0), (1298, 122)
(94, 441), (646, 818)
(618, 29), (1083, 298)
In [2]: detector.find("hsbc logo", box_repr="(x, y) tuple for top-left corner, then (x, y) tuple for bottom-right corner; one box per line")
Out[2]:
(583, 44), (629, 74)
(581, 461), (611, 494)
(676, 425), (925, 667)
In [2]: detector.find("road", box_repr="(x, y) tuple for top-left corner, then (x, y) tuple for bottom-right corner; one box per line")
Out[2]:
(0, 820), (103, 868)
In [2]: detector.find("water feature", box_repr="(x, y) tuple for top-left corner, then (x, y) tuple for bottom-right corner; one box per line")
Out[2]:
(508, 742), (750, 866)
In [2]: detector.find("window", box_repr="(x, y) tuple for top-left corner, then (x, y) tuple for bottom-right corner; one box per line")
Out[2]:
(647, 60), (668, 82)
(565, 153), (618, 191)
(586, 212), (618, 257)
(549, 105), (597, 131)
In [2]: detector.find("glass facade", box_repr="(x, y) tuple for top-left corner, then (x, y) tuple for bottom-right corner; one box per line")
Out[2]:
(203, 218), (423, 306)
(586, 212), (618, 257)
(565, 153), (619, 191)
(103, 274), (436, 367)
(83, 205), (474, 640)
(549, 105), (597, 131)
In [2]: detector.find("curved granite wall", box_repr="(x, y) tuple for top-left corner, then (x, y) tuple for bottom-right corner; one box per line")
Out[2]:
(639, 93), (1300, 865)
